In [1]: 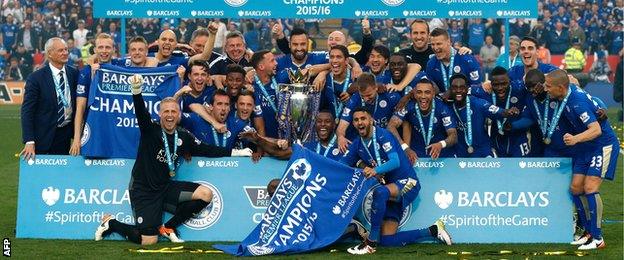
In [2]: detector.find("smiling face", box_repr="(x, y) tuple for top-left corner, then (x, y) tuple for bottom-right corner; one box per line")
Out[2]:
(212, 94), (231, 124)
(410, 22), (429, 50)
(414, 82), (435, 112)
(159, 100), (181, 133)
(236, 94), (254, 121)
(47, 39), (69, 66)
(95, 37), (114, 63)
(388, 55), (407, 83)
(491, 74), (510, 100)
(519, 40), (538, 67)
(189, 65), (209, 93)
(430, 35), (451, 60)
(450, 77), (468, 103)
(315, 112), (336, 142)
(129, 41), (148, 66)
(368, 49), (387, 74)
(226, 71), (244, 97)
(352, 111), (373, 138)
(158, 30), (177, 58)
(290, 34), (308, 62)
(329, 48), (348, 76)
(225, 36), (246, 61)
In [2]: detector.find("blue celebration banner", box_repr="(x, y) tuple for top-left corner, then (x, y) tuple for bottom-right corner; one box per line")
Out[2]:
(215, 145), (374, 256)
(93, 0), (537, 19)
(16, 156), (572, 244)
(81, 64), (180, 159)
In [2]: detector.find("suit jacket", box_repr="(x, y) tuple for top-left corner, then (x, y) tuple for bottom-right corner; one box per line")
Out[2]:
(21, 63), (78, 152)
(16, 27), (38, 50)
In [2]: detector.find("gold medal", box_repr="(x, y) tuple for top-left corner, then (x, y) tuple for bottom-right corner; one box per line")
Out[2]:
(169, 171), (176, 177)
(544, 138), (551, 145)
(467, 146), (474, 154)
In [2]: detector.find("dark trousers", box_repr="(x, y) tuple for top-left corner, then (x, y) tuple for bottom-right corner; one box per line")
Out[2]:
(40, 124), (72, 155)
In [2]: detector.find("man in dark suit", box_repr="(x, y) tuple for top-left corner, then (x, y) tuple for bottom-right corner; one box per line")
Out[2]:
(21, 37), (78, 160)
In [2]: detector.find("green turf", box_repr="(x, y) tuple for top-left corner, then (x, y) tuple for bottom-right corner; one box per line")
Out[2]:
(1, 104), (622, 259)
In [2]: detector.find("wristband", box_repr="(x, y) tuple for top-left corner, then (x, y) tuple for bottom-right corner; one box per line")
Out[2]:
(439, 140), (447, 148)
(401, 143), (409, 151)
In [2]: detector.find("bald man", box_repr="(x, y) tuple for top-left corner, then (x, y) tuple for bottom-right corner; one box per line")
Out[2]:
(545, 70), (620, 250)
(275, 18), (373, 65)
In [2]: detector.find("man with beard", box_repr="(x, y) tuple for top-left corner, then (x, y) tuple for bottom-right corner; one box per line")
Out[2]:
(508, 37), (558, 87)
(174, 60), (216, 113)
(94, 75), (252, 245)
(336, 73), (401, 152)
(71, 33), (116, 156)
(398, 19), (472, 70)
(276, 27), (327, 72)
(448, 74), (519, 158)
(210, 31), (252, 75)
(471, 66), (530, 157)
(180, 90), (248, 150)
(545, 70), (620, 250)
(387, 79), (457, 163)
(274, 18), (373, 65)
(426, 28), (482, 94)
(250, 50), (290, 139)
(341, 107), (452, 255)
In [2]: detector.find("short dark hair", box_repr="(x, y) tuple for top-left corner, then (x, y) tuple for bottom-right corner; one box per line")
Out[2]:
(212, 89), (230, 104)
(430, 28), (449, 39)
(289, 27), (308, 40)
(521, 36), (539, 47)
(390, 52), (407, 61)
(352, 106), (372, 117)
(450, 73), (468, 86)
(416, 78), (439, 94)
(370, 45), (390, 60)
(329, 45), (349, 58)
(525, 69), (545, 89)
(226, 64), (246, 76)
(317, 109), (335, 119)
(188, 60), (209, 74)
(190, 28), (210, 42)
(490, 66), (508, 77)
(128, 36), (148, 46)
(355, 73), (377, 91)
(250, 50), (271, 69)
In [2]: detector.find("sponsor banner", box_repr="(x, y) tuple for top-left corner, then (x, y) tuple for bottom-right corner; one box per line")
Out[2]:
(81, 64), (179, 158)
(0, 81), (25, 105)
(17, 156), (572, 243)
(215, 145), (375, 256)
(93, 0), (536, 18)
(356, 157), (574, 243)
(16, 156), (283, 241)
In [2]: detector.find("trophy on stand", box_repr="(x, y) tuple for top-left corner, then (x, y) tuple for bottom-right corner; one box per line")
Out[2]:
(277, 69), (320, 144)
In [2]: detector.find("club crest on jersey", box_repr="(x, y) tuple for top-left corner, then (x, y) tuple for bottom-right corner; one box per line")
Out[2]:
(453, 66), (461, 73)
(379, 100), (387, 108)
(511, 96), (518, 104)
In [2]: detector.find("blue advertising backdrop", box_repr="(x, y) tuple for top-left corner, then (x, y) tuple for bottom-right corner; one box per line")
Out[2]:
(93, 0), (537, 19)
(17, 156), (573, 243)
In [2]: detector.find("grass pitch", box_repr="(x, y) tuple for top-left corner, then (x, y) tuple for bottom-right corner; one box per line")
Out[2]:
(1, 104), (622, 259)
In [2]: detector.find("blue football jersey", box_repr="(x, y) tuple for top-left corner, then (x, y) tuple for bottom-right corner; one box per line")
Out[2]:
(340, 126), (417, 183)
(276, 52), (327, 72)
(393, 98), (456, 157)
(180, 113), (246, 150)
(180, 86), (216, 113)
(304, 138), (344, 161)
(451, 96), (505, 157)
(426, 53), (482, 92)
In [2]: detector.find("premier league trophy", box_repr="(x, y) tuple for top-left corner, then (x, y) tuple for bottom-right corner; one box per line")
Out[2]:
(277, 69), (320, 144)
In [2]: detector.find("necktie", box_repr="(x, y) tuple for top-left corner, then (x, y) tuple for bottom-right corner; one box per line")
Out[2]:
(57, 70), (66, 126)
